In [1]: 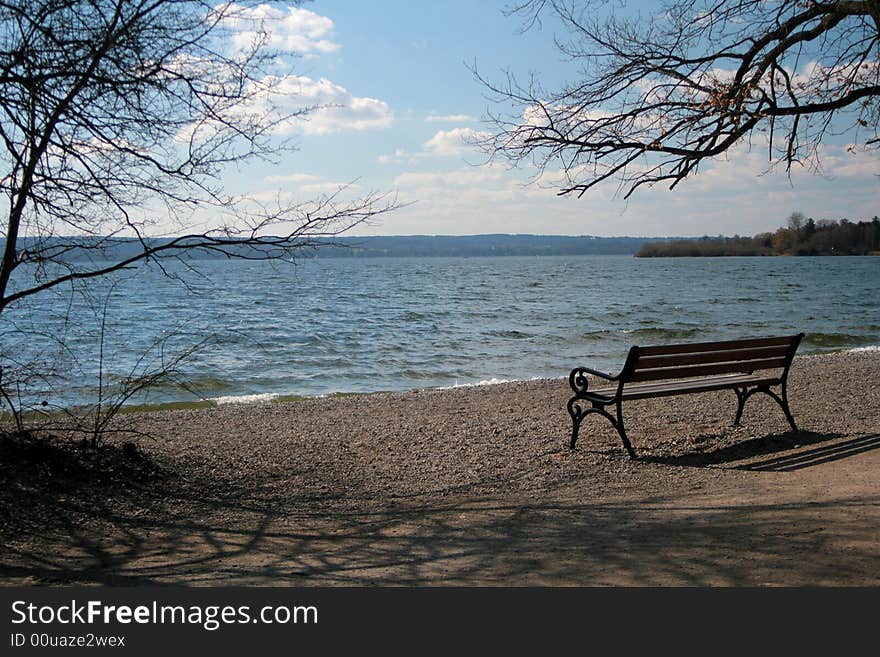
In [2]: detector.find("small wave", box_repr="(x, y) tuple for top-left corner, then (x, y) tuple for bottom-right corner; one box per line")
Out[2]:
(143, 375), (234, 395)
(486, 330), (533, 339)
(847, 345), (880, 353)
(400, 311), (428, 321)
(804, 332), (874, 348)
(625, 327), (701, 339)
(212, 393), (279, 405)
(580, 329), (614, 341)
(441, 376), (546, 390)
(398, 368), (450, 381)
(581, 327), (702, 341)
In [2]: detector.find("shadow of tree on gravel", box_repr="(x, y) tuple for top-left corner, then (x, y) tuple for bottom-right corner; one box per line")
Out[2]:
(4, 420), (880, 587)
(2, 479), (879, 587)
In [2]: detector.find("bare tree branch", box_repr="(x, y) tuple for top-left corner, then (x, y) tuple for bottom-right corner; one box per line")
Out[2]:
(0, 1), (398, 314)
(479, 0), (880, 198)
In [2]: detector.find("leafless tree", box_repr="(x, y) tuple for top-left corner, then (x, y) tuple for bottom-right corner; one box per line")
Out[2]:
(0, 0), (396, 315)
(0, 1), (399, 433)
(478, 0), (880, 198)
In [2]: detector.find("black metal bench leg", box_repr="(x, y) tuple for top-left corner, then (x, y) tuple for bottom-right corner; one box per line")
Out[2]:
(733, 385), (798, 433)
(733, 387), (748, 426)
(569, 407), (583, 450)
(568, 398), (637, 458)
(781, 386), (798, 432)
(764, 387), (799, 432)
(567, 397), (591, 449)
(615, 398), (637, 459)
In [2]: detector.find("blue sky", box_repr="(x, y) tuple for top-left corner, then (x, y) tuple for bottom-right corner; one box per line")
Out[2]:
(226, 0), (879, 237)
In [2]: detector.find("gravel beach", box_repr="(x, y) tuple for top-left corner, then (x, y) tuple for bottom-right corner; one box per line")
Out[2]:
(2, 349), (879, 586)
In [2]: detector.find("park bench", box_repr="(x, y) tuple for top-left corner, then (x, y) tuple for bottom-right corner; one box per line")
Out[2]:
(566, 333), (804, 458)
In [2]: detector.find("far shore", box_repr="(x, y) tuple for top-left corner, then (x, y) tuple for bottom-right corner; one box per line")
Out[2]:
(2, 349), (879, 586)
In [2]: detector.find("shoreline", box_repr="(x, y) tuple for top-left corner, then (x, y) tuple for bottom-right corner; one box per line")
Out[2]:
(6, 345), (877, 419)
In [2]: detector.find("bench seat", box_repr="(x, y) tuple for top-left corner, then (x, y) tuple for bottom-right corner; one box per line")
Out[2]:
(585, 373), (782, 402)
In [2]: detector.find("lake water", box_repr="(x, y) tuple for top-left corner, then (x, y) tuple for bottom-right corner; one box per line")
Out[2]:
(4, 254), (879, 409)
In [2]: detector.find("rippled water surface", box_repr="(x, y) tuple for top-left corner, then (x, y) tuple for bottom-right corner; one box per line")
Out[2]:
(5, 255), (879, 407)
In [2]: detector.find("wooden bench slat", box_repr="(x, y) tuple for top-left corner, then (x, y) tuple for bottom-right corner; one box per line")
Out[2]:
(621, 375), (780, 399)
(628, 357), (788, 382)
(637, 335), (796, 357)
(636, 344), (791, 369)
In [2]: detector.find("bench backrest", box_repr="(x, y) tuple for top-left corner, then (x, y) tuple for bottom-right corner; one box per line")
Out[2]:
(620, 334), (804, 383)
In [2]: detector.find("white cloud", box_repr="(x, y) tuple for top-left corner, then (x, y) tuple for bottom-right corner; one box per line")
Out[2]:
(263, 173), (322, 184)
(815, 144), (880, 178)
(231, 75), (393, 135)
(298, 180), (362, 195)
(222, 3), (339, 56)
(422, 127), (490, 157)
(360, 164), (586, 235)
(393, 166), (508, 190)
(279, 76), (393, 134)
(670, 140), (879, 199)
(377, 127), (490, 164)
(186, 7), (391, 137)
(377, 148), (409, 164)
(261, 172), (361, 195)
(366, 139), (879, 237)
(425, 114), (478, 123)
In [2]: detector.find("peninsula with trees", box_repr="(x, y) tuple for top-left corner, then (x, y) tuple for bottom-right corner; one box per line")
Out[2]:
(636, 214), (880, 257)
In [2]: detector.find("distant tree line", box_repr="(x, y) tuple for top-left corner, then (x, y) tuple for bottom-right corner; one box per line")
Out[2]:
(637, 215), (880, 257)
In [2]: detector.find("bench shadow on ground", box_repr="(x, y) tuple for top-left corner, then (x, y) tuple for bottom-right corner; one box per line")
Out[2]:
(638, 430), (880, 469)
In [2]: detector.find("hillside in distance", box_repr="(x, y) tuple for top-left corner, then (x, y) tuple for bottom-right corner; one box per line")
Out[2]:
(7, 234), (670, 261)
(312, 234), (659, 257)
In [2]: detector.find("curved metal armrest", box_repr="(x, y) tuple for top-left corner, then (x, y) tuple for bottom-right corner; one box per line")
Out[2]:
(569, 366), (620, 395)
(579, 367), (618, 380)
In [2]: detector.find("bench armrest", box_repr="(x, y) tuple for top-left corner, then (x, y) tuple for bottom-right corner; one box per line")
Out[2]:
(569, 366), (619, 395)
(578, 367), (617, 380)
